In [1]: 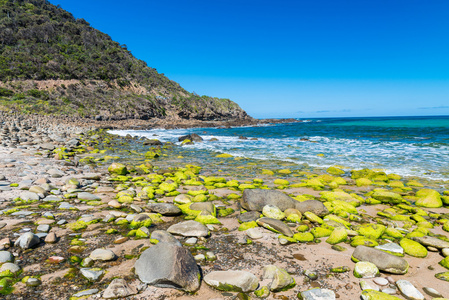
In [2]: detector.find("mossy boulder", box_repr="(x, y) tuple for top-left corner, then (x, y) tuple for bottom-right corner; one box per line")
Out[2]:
(439, 257), (449, 269)
(415, 189), (443, 208)
(357, 224), (386, 240)
(354, 261), (379, 278)
(311, 227), (333, 238)
(108, 163), (128, 175)
(293, 232), (314, 243)
(326, 228), (348, 245)
(371, 190), (402, 204)
(262, 205), (285, 220)
(350, 236), (379, 247)
(305, 178), (325, 190)
(356, 178), (372, 186)
(327, 166), (345, 175)
(303, 211), (323, 224)
(399, 238), (427, 258)
(274, 179), (289, 186)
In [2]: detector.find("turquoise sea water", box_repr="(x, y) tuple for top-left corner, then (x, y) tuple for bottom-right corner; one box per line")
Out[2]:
(110, 116), (449, 181)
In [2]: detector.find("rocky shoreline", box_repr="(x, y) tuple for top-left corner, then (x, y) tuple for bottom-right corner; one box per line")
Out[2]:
(1, 116), (449, 300)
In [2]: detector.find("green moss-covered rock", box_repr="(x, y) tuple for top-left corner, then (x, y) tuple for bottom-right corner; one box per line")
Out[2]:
(399, 238), (427, 258)
(274, 179), (289, 186)
(356, 178), (372, 186)
(354, 261), (379, 278)
(303, 211), (324, 224)
(305, 178), (325, 190)
(350, 236), (379, 247)
(293, 232), (314, 243)
(262, 205), (285, 220)
(357, 224), (386, 240)
(384, 228), (404, 239)
(254, 286), (270, 298)
(415, 188), (443, 208)
(195, 214), (221, 225)
(239, 221), (258, 231)
(311, 227), (333, 238)
(361, 290), (402, 300)
(326, 228), (348, 245)
(435, 271), (449, 281)
(371, 190), (402, 204)
(108, 162), (128, 175)
(439, 257), (449, 269)
(327, 166), (345, 175)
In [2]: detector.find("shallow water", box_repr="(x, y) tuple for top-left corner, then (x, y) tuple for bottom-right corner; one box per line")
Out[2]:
(110, 115), (449, 181)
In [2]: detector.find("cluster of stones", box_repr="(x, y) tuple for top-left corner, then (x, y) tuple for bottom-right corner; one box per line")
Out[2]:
(0, 128), (449, 299)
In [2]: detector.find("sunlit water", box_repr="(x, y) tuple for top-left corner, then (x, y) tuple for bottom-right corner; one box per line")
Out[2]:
(110, 116), (449, 181)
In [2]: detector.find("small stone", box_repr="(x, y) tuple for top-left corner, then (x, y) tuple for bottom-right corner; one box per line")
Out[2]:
(422, 287), (443, 298)
(14, 232), (40, 249)
(300, 288), (336, 300)
(396, 280), (424, 300)
(36, 224), (50, 233)
(246, 227), (263, 239)
(354, 261), (379, 278)
(360, 280), (379, 291)
(26, 277), (41, 287)
(45, 232), (57, 243)
(89, 249), (116, 261)
(373, 277), (389, 286)
(72, 289), (99, 298)
(0, 251), (14, 263)
(0, 262), (21, 274)
(167, 220), (209, 237)
(80, 268), (104, 281)
(103, 279), (138, 299)
(204, 270), (259, 292)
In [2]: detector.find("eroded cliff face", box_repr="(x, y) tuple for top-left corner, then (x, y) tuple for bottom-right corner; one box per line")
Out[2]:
(0, 0), (251, 122)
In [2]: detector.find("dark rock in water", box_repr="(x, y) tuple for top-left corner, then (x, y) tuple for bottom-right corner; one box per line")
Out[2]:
(352, 245), (409, 274)
(143, 139), (163, 146)
(238, 211), (261, 223)
(178, 133), (203, 142)
(147, 203), (182, 215)
(134, 242), (201, 292)
(295, 200), (329, 217)
(241, 189), (296, 212)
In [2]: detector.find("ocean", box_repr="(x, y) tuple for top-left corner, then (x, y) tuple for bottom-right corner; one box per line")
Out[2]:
(109, 115), (449, 181)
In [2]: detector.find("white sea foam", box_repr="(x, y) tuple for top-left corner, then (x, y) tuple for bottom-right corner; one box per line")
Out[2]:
(109, 128), (449, 181)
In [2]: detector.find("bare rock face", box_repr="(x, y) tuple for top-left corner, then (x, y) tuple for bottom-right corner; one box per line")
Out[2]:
(134, 242), (201, 292)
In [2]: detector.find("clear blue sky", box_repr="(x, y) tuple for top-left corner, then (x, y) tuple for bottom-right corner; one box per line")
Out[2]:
(50, 0), (449, 118)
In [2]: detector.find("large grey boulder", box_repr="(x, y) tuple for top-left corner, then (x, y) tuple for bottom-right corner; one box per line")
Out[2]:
(352, 245), (409, 274)
(241, 189), (296, 211)
(15, 232), (40, 249)
(204, 270), (259, 292)
(135, 242), (201, 292)
(295, 200), (329, 217)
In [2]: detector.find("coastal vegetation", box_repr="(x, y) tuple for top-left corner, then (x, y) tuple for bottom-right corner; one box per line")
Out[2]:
(0, 0), (249, 120)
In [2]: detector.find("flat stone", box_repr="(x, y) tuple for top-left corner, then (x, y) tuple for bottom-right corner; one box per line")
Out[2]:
(0, 251), (14, 263)
(43, 195), (63, 202)
(238, 211), (261, 223)
(246, 227), (263, 239)
(373, 277), (389, 286)
(256, 217), (293, 237)
(375, 242), (404, 256)
(352, 246), (408, 274)
(36, 224), (50, 232)
(412, 236), (449, 249)
(19, 191), (39, 201)
(11, 210), (35, 216)
(167, 220), (209, 237)
(102, 278), (138, 299)
(78, 192), (100, 201)
(135, 242), (201, 292)
(89, 249), (116, 261)
(295, 200), (329, 217)
(147, 203), (182, 215)
(422, 287), (442, 298)
(72, 289), (99, 298)
(360, 280), (379, 291)
(204, 270), (259, 293)
(396, 280), (424, 300)
(300, 288), (336, 300)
